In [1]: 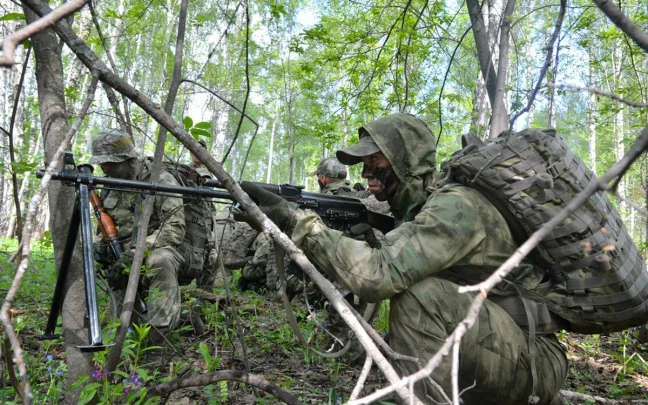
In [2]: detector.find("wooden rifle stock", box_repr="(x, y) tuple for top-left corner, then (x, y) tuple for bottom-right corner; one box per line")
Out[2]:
(88, 189), (147, 314)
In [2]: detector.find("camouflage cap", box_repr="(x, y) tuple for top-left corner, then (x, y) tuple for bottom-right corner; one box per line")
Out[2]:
(336, 135), (381, 166)
(89, 129), (139, 164)
(310, 157), (347, 179)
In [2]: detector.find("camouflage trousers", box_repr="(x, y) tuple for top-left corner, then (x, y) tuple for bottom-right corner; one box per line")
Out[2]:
(390, 277), (567, 404)
(111, 246), (219, 331)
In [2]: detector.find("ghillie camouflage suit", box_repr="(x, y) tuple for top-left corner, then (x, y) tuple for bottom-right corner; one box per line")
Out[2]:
(91, 130), (220, 336)
(286, 114), (567, 404)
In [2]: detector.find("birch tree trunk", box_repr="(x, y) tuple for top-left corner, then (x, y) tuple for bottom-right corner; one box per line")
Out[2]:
(266, 116), (276, 183)
(22, 5), (94, 402)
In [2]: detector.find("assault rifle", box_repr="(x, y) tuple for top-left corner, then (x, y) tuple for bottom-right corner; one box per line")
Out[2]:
(37, 153), (394, 350)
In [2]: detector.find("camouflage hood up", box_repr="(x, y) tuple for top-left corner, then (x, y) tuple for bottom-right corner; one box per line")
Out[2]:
(352, 113), (437, 222)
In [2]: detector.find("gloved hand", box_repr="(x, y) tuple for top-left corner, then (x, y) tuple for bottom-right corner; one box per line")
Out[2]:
(234, 181), (296, 233)
(348, 223), (381, 248)
(108, 250), (135, 290)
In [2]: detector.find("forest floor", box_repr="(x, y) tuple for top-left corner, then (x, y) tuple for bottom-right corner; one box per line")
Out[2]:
(1, 239), (647, 404)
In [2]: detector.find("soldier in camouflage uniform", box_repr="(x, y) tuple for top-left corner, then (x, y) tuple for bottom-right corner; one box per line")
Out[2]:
(91, 129), (219, 339)
(311, 157), (354, 194)
(236, 114), (567, 404)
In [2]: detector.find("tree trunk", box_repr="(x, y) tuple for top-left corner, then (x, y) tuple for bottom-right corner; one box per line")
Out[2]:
(22, 5), (94, 402)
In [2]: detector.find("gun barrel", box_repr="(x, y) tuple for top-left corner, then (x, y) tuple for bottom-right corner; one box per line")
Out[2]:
(38, 169), (234, 200)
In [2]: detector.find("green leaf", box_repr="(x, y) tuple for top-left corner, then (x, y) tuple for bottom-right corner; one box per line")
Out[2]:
(10, 161), (38, 174)
(0, 13), (25, 21)
(194, 121), (211, 130)
(190, 128), (211, 137)
(199, 342), (211, 367)
(183, 117), (193, 131)
(22, 39), (30, 48)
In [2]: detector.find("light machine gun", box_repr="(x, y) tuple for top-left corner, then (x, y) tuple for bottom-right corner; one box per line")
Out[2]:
(37, 153), (394, 350)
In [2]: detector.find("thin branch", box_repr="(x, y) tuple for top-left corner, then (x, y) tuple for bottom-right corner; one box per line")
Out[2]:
(0, 0), (87, 66)
(592, 0), (648, 53)
(146, 370), (301, 405)
(349, 356), (373, 401)
(548, 82), (648, 109)
(104, 0), (189, 374)
(7, 45), (31, 241)
(437, 25), (471, 145)
(221, 0), (251, 164)
(0, 71), (99, 405)
(88, 0), (132, 137)
(509, 0), (566, 127)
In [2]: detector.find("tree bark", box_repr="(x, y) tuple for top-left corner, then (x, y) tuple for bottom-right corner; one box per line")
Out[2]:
(21, 4), (93, 403)
(489, 0), (516, 138)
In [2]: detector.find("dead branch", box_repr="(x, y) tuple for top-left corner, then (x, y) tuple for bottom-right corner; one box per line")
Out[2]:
(146, 369), (302, 404)
(592, 0), (648, 54)
(509, 0), (566, 127)
(0, 0), (87, 66)
(0, 71), (98, 405)
(350, 123), (648, 404)
(21, 1), (422, 402)
(349, 356), (373, 401)
(548, 82), (648, 109)
(559, 389), (628, 404)
(104, 0), (189, 374)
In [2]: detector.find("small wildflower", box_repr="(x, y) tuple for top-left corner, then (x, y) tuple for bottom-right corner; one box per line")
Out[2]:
(131, 372), (140, 386)
(46, 354), (53, 362)
(336, 396), (343, 405)
(104, 370), (110, 377)
(56, 369), (62, 376)
(127, 327), (133, 335)
(91, 365), (102, 380)
(47, 366), (52, 373)
(124, 386), (132, 394)
(322, 322), (327, 328)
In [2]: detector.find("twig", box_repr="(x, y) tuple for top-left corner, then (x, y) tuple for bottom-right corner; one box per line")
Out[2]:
(23, 1), (423, 401)
(221, 0), (251, 164)
(88, 0), (132, 137)
(6, 44), (32, 241)
(0, 0), (87, 66)
(509, 0), (566, 127)
(548, 82), (648, 109)
(349, 356), (373, 401)
(437, 25), (471, 145)
(0, 71), (99, 405)
(593, 0), (648, 54)
(104, 0), (189, 374)
(559, 389), (625, 404)
(146, 369), (301, 405)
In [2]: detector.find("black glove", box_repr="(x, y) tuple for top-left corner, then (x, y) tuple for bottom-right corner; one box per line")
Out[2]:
(108, 250), (135, 290)
(234, 182), (296, 232)
(348, 223), (381, 248)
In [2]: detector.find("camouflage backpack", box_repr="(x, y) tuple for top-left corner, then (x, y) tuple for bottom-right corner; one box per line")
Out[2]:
(443, 128), (648, 334)
(151, 159), (215, 279)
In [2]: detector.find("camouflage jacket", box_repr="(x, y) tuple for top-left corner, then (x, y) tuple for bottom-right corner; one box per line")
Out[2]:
(321, 179), (354, 195)
(101, 159), (185, 251)
(289, 114), (544, 303)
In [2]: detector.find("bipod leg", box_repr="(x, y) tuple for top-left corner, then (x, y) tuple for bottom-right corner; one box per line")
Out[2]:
(77, 182), (112, 351)
(38, 197), (81, 340)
